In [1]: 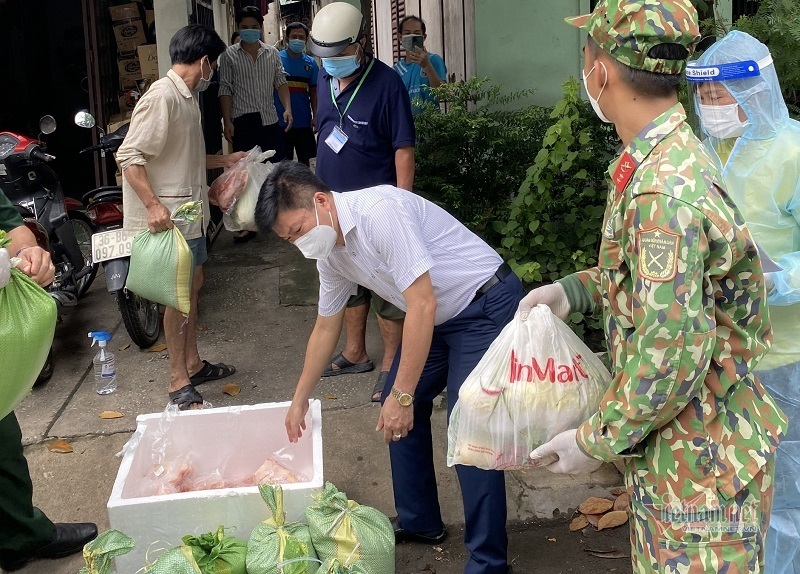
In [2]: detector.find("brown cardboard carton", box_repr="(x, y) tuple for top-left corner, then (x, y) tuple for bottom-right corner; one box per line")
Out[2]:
(108, 111), (133, 134)
(137, 44), (158, 78)
(118, 55), (142, 89)
(110, 4), (146, 54)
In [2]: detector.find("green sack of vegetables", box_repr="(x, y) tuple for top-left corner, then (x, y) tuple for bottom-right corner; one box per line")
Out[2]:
(306, 483), (394, 574)
(126, 201), (201, 315)
(247, 484), (319, 574)
(315, 559), (370, 574)
(0, 230), (57, 420)
(147, 526), (248, 574)
(78, 529), (135, 574)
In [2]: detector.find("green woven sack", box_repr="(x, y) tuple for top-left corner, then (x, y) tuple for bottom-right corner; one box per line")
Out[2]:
(126, 201), (200, 315)
(0, 232), (57, 420)
(147, 526), (248, 574)
(314, 559), (370, 574)
(305, 483), (394, 574)
(78, 530), (135, 574)
(247, 484), (319, 574)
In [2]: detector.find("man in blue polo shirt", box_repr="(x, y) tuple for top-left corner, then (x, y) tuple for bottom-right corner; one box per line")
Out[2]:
(275, 22), (319, 166)
(394, 15), (447, 115)
(309, 2), (415, 403)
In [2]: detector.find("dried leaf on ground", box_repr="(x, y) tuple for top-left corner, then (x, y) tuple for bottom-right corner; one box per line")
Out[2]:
(47, 439), (73, 454)
(547, 537), (557, 542)
(118, 344), (130, 351)
(578, 497), (614, 515)
(609, 487), (626, 496)
(323, 395), (338, 400)
(148, 343), (167, 352)
(613, 493), (630, 511)
(569, 515), (590, 531)
(597, 511), (629, 531)
(586, 550), (629, 559)
(99, 411), (124, 419)
(585, 514), (603, 528)
(222, 383), (241, 396)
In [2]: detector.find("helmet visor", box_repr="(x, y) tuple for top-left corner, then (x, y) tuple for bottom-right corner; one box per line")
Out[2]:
(309, 37), (354, 58)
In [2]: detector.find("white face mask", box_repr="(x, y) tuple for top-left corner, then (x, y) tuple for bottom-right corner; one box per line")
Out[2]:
(196, 57), (212, 92)
(698, 102), (748, 139)
(582, 63), (612, 124)
(293, 201), (338, 260)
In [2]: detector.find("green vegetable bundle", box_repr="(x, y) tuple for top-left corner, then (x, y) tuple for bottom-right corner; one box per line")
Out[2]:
(146, 526), (247, 574)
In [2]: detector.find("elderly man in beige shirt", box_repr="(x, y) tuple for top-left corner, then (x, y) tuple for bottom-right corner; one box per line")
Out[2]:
(117, 24), (246, 410)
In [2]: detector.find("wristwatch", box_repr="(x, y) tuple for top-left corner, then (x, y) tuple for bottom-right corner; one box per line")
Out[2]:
(390, 387), (414, 407)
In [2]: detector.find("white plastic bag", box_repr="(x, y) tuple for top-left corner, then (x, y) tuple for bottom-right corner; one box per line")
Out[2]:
(447, 305), (610, 471)
(223, 159), (275, 232)
(209, 147), (275, 214)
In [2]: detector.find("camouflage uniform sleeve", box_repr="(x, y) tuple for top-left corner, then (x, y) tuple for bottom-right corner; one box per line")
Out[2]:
(576, 191), (720, 461)
(558, 268), (602, 314)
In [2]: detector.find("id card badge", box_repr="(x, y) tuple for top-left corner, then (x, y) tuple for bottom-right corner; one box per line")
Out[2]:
(325, 126), (349, 154)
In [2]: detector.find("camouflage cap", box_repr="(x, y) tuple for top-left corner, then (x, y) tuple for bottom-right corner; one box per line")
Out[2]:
(566, 0), (700, 75)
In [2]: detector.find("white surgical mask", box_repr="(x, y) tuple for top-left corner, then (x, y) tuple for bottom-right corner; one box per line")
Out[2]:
(582, 63), (612, 124)
(698, 102), (748, 139)
(294, 202), (337, 260)
(196, 57), (212, 92)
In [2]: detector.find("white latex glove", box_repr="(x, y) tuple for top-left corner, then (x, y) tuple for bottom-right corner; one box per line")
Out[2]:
(519, 283), (570, 321)
(530, 428), (603, 474)
(0, 248), (11, 289)
(765, 272), (776, 295)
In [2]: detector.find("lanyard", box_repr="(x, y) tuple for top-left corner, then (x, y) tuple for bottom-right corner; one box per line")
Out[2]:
(330, 58), (375, 128)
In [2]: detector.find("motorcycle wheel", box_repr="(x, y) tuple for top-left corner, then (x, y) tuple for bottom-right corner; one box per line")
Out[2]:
(117, 289), (161, 349)
(69, 212), (98, 299)
(35, 348), (54, 386)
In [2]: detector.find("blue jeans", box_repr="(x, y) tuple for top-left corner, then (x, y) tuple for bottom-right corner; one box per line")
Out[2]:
(380, 270), (524, 574)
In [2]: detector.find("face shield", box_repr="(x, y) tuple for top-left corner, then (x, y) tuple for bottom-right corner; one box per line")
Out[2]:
(686, 54), (774, 140)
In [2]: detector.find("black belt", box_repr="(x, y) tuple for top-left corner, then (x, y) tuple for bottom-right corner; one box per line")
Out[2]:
(472, 263), (513, 303)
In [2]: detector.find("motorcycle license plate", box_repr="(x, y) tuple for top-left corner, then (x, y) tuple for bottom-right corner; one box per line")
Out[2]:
(91, 229), (135, 263)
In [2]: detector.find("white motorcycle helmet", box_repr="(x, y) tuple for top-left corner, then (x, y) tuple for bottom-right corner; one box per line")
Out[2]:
(309, 2), (365, 58)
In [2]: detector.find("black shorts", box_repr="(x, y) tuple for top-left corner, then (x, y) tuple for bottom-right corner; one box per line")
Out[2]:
(232, 113), (285, 161)
(284, 127), (317, 163)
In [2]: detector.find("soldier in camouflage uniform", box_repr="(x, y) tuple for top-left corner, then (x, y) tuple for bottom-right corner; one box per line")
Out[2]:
(520, 1), (788, 572)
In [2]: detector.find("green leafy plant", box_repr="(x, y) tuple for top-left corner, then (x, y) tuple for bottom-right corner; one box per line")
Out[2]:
(496, 79), (617, 345)
(413, 78), (552, 241)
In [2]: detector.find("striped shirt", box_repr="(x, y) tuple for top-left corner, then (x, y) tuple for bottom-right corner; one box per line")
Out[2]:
(317, 185), (503, 325)
(218, 42), (288, 126)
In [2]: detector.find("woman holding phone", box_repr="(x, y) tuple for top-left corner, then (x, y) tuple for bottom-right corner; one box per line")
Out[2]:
(393, 16), (447, 115)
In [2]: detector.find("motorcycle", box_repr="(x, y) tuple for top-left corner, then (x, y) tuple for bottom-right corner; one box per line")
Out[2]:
(0, 115), (99, 383)
(75, 111), (161, 349)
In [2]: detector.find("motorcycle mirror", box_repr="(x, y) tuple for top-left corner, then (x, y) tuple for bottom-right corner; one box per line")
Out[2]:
(74, 111), (96, 129)
(39, 115), (57, 135)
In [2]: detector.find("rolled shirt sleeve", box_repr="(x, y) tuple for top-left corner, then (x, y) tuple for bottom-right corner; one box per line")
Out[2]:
(272, 49), (288, 90)
(387, 82), (415, 151)
(316, 260), (357, 317)
(217, 50), (234, 98)
(115, 95), (170, 172)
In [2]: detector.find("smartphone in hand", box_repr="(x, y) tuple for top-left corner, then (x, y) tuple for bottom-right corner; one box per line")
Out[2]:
(402, 34), (424, 52)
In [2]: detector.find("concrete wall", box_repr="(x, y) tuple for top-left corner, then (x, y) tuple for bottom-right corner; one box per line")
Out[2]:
(154, 0), (190, 77)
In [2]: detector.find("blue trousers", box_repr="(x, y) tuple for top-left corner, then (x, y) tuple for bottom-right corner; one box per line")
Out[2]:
(382, 271), (524, 574)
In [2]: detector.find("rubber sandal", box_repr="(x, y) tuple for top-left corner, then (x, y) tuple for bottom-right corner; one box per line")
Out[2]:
(169, 384), (204, 411)
(190, 360), (236, 387)
(372, 371), (389, 403)
(322, 352), (374, 377)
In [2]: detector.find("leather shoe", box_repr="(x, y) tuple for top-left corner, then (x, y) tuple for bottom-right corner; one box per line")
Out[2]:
(390, 516), (447, 545)
(0, 522), (98, 571)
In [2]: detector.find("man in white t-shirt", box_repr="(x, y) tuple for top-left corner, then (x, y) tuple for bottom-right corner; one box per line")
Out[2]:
(255, 161), (521, 574)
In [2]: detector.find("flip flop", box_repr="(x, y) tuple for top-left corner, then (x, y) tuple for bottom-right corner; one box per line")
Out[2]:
(169, 384), (204, 411)
(190, 360), (236, 387)
(322, 352), (374, 377)
(372, 371), (389, 403)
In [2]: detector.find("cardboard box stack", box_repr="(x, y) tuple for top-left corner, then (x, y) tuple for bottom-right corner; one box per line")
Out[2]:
(109, 3), (158, 112)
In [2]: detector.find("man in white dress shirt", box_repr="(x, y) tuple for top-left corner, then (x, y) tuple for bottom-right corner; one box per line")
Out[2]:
(255, 161), (521, 574)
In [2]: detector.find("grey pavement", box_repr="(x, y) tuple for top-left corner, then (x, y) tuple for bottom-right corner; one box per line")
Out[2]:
(11, 231), (630, 574)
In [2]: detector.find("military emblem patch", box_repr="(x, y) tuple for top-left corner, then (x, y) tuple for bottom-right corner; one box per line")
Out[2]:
(638, 227), (680, 282)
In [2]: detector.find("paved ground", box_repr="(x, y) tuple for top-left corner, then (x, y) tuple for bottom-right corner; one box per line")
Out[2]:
(10, 231), (631, 574)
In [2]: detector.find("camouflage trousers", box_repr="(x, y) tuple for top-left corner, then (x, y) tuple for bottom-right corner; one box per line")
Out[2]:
(629, 458), (775, 573)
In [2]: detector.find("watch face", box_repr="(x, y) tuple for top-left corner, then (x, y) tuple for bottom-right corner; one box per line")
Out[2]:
(399, 394), (413, 407)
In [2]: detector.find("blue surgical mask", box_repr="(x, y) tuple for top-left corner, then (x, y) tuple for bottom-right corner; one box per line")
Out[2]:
(239, 29), (261, 44)
(322, 55), (360, 79)
(288, 39), (306, 54)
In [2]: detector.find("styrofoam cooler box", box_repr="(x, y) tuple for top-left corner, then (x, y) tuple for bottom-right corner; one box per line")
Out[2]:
(108, 401), (323, 573)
